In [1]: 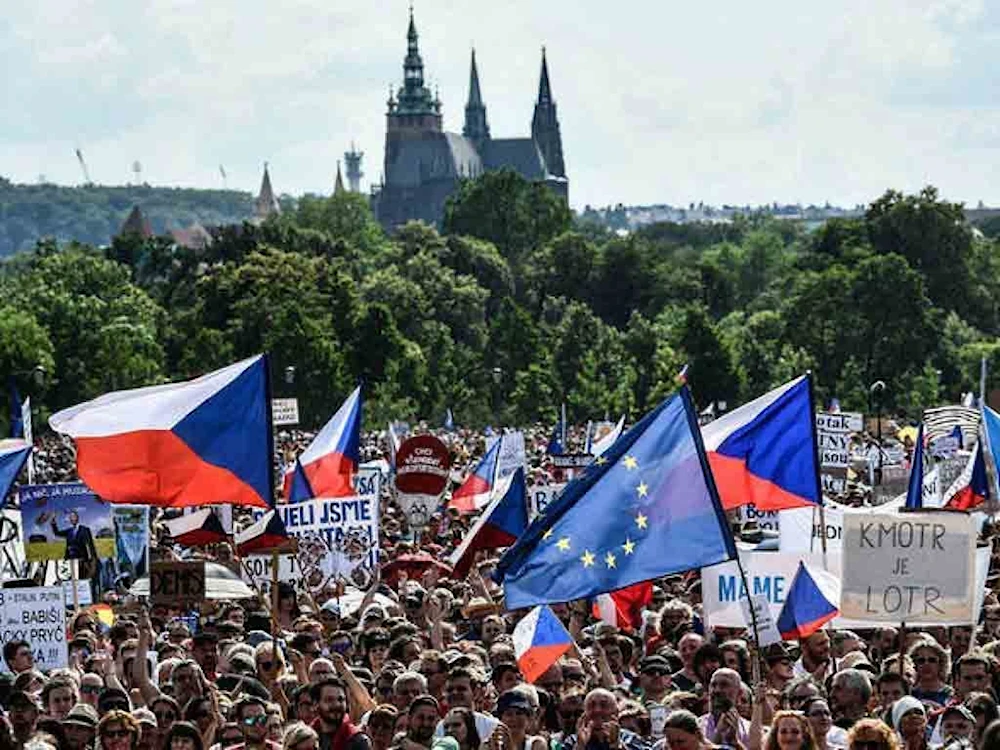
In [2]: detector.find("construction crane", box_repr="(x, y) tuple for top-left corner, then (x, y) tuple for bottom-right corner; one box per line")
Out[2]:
(75, 148), (93, 185)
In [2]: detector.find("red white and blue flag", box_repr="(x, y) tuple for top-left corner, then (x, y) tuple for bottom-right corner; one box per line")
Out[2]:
(449, 439), (501, 513)
(0, 440), (31, 502)
(701, 376), (821, 511)
(776, 561), (840, 640)
(165, 508), (229, 547)
(593, 581), (653, 632)
(448, 467), (529, 577)
(49, 356), (271, 508)
(904, 423), (926, 510)
(235, 509), (294, 555)
(283, 386), (362, 502)
(944, 441), (989, 511)
(513, 604), (573, 684)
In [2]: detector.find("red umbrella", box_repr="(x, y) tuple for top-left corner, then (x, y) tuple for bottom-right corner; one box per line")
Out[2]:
(381, 552), (452, 585)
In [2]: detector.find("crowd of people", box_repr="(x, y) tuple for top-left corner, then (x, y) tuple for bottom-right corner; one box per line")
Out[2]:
(6, 420), (1000, 750)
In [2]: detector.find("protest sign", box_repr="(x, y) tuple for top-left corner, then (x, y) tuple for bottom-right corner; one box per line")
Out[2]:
(815, 412), (861, 496)
(0, 509), (26, 580)
(113, 506), (150, 585)
(702, 547), (989, 629)
(780, 498), (905, 553)
(738, 504), (781, 533)
(271, 398), (300, 426)
(0, 587), (67, 671)
(740, 593), (781, 647)
(244, 493), (380, 594)
(19, 483), (114, 565)
(492, 431), (527, 480)
(528, 483), (566, 519)
(150, 561), (206, 606)
(840, 511), (976, 623)
(395, 435), (450, 496)
(62, 580), (92, 607)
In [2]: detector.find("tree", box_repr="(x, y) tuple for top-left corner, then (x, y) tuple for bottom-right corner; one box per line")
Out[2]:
(442, 170), (572, 264)
(673, 305), (739, 409)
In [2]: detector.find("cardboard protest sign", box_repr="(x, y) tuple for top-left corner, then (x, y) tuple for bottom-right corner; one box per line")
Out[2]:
(740, 593), (781, 647)
(488, 431), (527, 480)
(244, 491), (380, 594)
(150, 561), (206, 606)
(528, 483), (566, 519)
(0, 587), (67, 671)
(113, 506), (150, 585)
(840, 511), (976, 624)
(395, 435), (450, 496)
(815, 412), (862, 495)
(738, 504), (781, 533)
(19, 483), (114, 565)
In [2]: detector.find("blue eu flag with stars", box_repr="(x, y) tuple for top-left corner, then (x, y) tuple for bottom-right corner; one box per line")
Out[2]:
(496, 386), (736, 609)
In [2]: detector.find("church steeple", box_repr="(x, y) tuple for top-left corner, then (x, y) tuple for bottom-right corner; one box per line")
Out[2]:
(334, 161), (346, 195)
(254, 163), (281, 220)
(387, 6), (442, 133)
(532, 48), (565, 179)
(463, 49), (490, 146)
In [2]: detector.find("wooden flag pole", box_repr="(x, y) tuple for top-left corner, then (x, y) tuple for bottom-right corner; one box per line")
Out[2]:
(271, 549), (280, 642)
(71, 560), (80, 613)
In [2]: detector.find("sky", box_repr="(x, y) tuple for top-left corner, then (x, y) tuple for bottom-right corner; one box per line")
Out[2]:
(2, 0), (998, 210)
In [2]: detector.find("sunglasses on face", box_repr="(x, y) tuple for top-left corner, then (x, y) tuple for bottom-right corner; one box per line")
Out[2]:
(914, 656), (939, 665)
(155, 713), (177, 723)
(258, 661), (275, 671)
(243, 715), (268, 727)
(82, 685), (102, 694)
(103, 730), (133, 740)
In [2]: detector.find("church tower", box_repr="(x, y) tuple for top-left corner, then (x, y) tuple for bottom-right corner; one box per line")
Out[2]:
(254, 164), (281, 220)
(463, 49), (490, 148)
(386, 7), (442, 134)
(531, 49), (566, 178)
(344, 144), (364, 192)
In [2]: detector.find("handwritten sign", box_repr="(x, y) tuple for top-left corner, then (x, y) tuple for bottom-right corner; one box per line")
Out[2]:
(271, 398), (300, 426)
(0, 587), (67, 672)
(150, 561), (206, 606)
(741, 593), (781, 647)
(840, 511), (975, 623)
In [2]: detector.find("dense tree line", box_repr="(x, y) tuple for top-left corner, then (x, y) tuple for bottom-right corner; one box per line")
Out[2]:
(0, 179), (255, 256)
(1, 171), (999, 431)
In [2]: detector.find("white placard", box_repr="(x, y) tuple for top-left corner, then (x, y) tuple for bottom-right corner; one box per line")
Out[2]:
(528, 483), (566, 519)
(271, 398), (300, 426)
(488, 431), (527, 480)
(741, 593), (781, 647)
(738, 504), (781, 532)
(62, 580), (92, 607)
(0, 586), (67, 672)
(840, 511), (976, 624)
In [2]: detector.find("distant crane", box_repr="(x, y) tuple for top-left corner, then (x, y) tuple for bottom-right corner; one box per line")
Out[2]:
(219, 164), (228, 189)
(131, 160), (142, 185)
(75, 148), (93, 185)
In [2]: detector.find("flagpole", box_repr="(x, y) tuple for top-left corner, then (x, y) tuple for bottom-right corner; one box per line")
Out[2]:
(805, 373), (829, 560)
(71, 560), (80, 613)
(263, 354), (278, 508)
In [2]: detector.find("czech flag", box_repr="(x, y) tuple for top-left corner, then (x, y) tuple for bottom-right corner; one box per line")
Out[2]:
(590, 416), (625, 458)
(283, 386), (361, 502)
(701, 375), (821, 511)
(0, 440), (31, 501)
(592, 581), (653, 632)
(904, 423), (925, 510)
(944, 441), (989, 511)
(513, 605), (573, 684)
(235, 509), (295, 555)
(165, 508), (229, 547)
(49, 356), (271, 508)
(448, 468), (529, 577)
(449, 439), (500, 513)
(981, 405), (1000, 501)
(776, 561), (840, 640)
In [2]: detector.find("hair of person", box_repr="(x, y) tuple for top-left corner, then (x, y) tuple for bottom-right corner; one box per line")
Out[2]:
(832, 669), (873, 703)
(182, 696), (212, 721)
(491, 663), (520, 685)
(232, 696), (268, 721)
(692, 643), (723, 672)
(150, 695), (181, 714)
(955, 652), (992, 678)
(164, 722), (204, 750)
(361, 628), (391, 651)
(966, 692), (1000, 727)
(846, 718), (901, 750)
(408, 694), (439, 716)
(765, 710), (816, 750)
(281, 722), (318, 750)
(446, 667), (483, 686)
(40, 674), (79, 705)
(875, 672), (911, 693)
(368, 705), (399, 730)
(618, 700), (651, 737)
(2, 639), (30, 667)
(445, 706), (481, 750)
(583, 688), (617, 710)
(253, 642), (285, 665)
(98, 711), (140, 748)
(512, 684), (539, 709)
(308, 677), (347, 703)
(907, 639), (950, 681)
(393, 671), (428, 692)
(782, 675), (826, 706)
(289, 633), (318, 653)
(981, 718), (1000, 750)
(720, 640), (752, 681)
(662, 709), (703, 739)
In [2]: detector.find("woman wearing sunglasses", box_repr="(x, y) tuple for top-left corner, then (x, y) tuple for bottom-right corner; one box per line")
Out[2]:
(906, 642), (953, 707)
(802, 698), (847, 750)
(846, 719), (900, 750)
(98, 710), (140, 750)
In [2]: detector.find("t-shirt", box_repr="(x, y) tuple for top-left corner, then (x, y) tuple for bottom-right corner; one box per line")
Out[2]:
(434, 711), (499, 741)
(671, 670), (700, 693)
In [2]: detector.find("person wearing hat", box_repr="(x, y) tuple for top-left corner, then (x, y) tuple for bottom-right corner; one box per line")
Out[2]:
(939, 705), (975, 744)
(636, 655), (673, 705)
(63, 703), (99, 750)
(401, 695), (439, 750)
(891, 696), (927, 750)
(763, 644), (795, 695)
(7, 689), (41, 746)
(495, 691), (545, 750)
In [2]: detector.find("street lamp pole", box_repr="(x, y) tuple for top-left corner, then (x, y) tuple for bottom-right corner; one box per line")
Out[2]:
(870, 380), (886, 488)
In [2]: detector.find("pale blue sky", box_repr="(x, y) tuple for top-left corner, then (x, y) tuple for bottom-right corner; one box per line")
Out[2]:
(2, 0), (998, 209)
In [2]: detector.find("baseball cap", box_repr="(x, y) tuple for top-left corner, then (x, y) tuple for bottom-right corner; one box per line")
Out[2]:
(892, 696), (926, 731)
(63, 703), (99, 728)
(942, 705), (976, 724)
(639, 655), (671, 674)
(496, 691), (533, 715)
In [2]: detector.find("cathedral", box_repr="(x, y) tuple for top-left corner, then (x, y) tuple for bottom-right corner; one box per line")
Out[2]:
(372, 9), (568, 231)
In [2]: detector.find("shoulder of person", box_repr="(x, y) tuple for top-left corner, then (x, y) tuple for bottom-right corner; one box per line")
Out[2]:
(347, 734), (373, 750)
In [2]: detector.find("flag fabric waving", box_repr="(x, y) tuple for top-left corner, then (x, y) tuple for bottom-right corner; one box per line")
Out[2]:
(513, 605), (573, 684)
(980, 405), (1000, 503)
(283, 386), (361, 503)
(944, 441), (989, 511)
(904, 424), (925, 510)
(496, 386), (736, 610)
(546, 419), (565, 456)
(49, 355), (271, 508)
(448, 468), (529, 577)
(701, 375), (821, 511)
(593, 581), (653, 632)
(449, 439), (501, 513)
(776, 561), (840, 640)
(0, 441), (30, 502)
(590, 415), (625, 458)
(235, 509), (294, 555)
(8, 381), (23, 439)
(165, 508), (228, 547)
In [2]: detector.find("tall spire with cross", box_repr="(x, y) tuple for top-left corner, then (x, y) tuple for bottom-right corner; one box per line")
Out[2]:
(463, 48), (490, 146)
(532, 47), (565, 178)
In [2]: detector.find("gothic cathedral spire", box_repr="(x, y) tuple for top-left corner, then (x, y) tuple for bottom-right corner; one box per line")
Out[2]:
(531, 48), (565, 178)
(463, 49), (490, 145)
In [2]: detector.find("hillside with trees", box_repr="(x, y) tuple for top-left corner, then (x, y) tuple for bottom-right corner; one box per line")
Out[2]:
(1, 171), (998, 431)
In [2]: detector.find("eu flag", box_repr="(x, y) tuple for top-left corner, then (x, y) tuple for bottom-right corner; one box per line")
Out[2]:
(496, 387), (736, 609)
